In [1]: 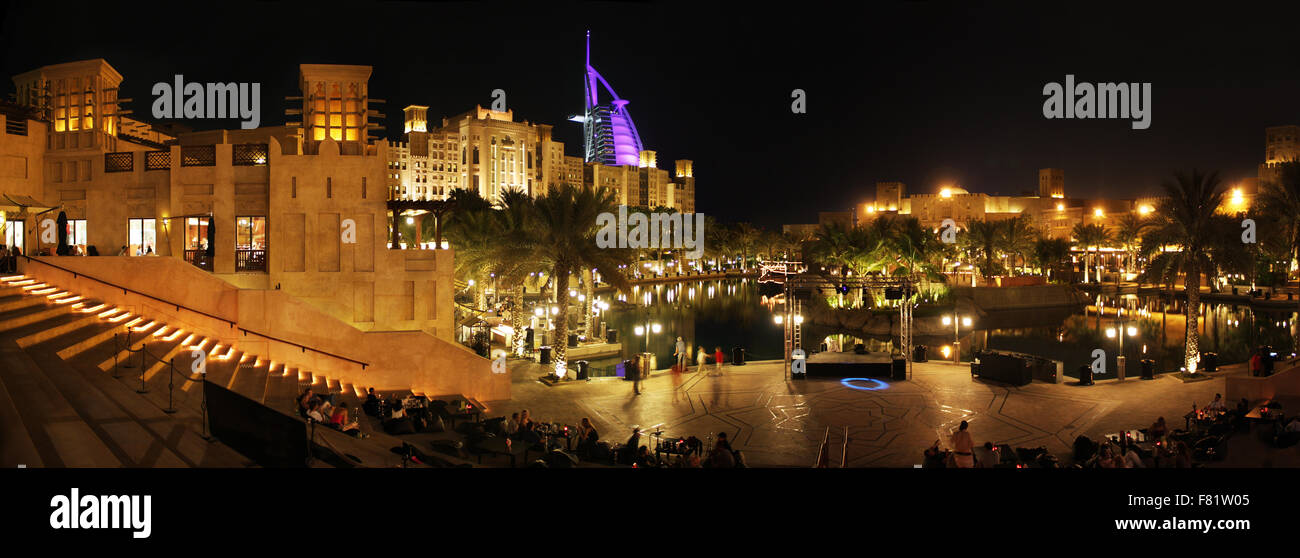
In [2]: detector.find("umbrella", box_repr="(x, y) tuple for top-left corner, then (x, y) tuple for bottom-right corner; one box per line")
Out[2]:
(55, 211), (69, 256)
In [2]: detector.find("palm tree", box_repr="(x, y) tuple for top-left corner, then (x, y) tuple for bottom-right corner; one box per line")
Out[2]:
(1256, 160), (1300, 347)
(1114, 213), (1151, 285)
(1000, 215), (1039, 274)
(1071, 223), (1112, 283)
(1141, 170), (1226, 373)
(962, 219), (1004, 280)
(733, 222), (761, 271)
(523, 184), (633, 377)
(1032, 237), (1072, 281)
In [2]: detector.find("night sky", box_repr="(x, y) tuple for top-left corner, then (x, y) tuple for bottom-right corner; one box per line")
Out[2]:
(3, 1), (1299, 227)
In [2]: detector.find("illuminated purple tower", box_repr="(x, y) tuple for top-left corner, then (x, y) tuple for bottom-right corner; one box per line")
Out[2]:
(577, 31), (644, 166)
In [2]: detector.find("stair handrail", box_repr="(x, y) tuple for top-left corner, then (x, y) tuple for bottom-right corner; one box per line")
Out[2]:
(22, 255), (370, 370)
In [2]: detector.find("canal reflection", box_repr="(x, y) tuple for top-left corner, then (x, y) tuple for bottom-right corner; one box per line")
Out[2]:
(592, 280), (1299, 380)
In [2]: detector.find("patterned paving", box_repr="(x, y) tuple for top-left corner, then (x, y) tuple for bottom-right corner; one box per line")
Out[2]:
(492, 357), (1259, 467)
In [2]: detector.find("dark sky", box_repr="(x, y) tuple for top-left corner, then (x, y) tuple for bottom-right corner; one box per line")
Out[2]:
(3, 1), (1299, 227)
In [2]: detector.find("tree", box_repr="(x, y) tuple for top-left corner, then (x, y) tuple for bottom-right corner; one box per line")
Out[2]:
(1114, 213), (1151, 285)
(1255, 160), (1300, 348)
(1032, 237), (1072, 281)
(523, 184), (633, 377)
(962, 219), (1005, 279)
(1000, 215), (1039, 275)
(1141, 170), (1225, 373)
(1071, 222), (1112, 283)
(732, 222), (761, 271)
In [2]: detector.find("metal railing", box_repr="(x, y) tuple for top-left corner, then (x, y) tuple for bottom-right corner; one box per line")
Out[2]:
(113, 326), (212, 439)
(21, 255), (369, 370)
(184, 249), (213, 271)
(235, 249), (266, 272)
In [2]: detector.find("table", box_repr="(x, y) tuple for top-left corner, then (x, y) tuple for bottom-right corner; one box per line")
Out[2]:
(472, 436), (528, 467)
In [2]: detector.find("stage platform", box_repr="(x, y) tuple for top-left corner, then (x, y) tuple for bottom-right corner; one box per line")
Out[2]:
(804, 351), (902, 379)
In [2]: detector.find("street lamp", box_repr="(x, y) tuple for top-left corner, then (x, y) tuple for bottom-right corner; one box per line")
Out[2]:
(633, 320), (662, 352)
(1105, 306), (1140, 380)
(941, 314), (973, 363)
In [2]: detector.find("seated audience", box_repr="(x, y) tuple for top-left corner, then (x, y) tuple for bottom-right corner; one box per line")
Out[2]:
(707, 440), (736, 468)
(716, 431), (732, 451)
(1206, 393), (1226, 413)
(1149, 417), (1168, 439)
(305, 400), (329, 423)
(330, 402), (366, 437)
(506, 413), (520, 436)
(1123, 445), (1144, 468)
(576, 418), (599, 453)
(974, 442), (999, 468)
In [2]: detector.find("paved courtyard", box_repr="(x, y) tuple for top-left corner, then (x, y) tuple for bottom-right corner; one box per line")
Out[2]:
(485, 357), (1300, 467)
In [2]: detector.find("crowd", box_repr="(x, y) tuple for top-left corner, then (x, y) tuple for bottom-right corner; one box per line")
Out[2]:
(297, 387), (368, 438)
(0, 245), (19, 273)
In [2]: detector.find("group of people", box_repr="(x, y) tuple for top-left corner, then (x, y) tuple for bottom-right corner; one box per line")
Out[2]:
(0, 244), (20, 273)
(620, 426), (743, 468)
(673, 337), (726, 375)
(298, 387), (367, 438)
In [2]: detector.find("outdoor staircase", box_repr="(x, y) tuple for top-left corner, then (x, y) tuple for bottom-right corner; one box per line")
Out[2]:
(0, 273), (467, 468)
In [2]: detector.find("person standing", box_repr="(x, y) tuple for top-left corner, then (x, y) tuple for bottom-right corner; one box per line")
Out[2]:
(714, 346), (725, 374)
(674, 336), (688, 371)
(1250, 350), (1262, 377)
(630, 356), (642, 395)
(949, 421), (974, 468)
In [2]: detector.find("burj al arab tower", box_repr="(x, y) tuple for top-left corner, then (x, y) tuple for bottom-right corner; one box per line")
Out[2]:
(574, 31), (645, 166)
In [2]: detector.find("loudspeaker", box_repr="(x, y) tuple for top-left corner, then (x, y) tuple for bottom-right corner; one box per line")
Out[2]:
(539, 346), (552, 365)
(606, 329), (619, 344)
(891, 358), (907, 380)
(732, 347), (746, 366)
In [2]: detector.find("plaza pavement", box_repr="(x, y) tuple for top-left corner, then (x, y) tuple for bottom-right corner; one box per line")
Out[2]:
(484, 357), (1300, 468)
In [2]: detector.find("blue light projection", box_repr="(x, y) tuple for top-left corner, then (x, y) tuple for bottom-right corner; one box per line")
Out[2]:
(840, 378), (889, 391)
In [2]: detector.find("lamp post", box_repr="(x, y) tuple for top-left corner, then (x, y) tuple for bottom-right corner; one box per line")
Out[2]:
(942, 313), (972, 363)
(1105, 306), (1139, 380)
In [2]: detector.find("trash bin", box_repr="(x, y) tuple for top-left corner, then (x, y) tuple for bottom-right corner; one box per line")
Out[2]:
(732, 347), (746, 366)
(891, 358), (907, 380)
(1077, 364), (1094, 386)
(574, 360), (589, 381)
(568, 333), (579, 348)
(1200, 352), (1218, 372)
(539, 346), (552, 365)
(913, 345), (928, 362)
(1140, 358), (1155, 380)
(606, 329), (619, 344)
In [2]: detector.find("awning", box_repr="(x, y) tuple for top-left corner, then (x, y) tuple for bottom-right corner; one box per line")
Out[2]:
(0, 193), (58, 215)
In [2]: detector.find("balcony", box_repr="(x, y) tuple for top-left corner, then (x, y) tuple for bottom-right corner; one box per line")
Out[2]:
(235, 249), (266, 272)
(184, 250), (213, 271)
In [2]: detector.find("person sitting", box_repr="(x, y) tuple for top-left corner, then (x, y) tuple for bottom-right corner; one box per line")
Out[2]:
(706, 439), (736, 468)
(1095, 444), (1116, 468)
(519, 409), (533, 430)
(635, 446), (654, 467)
(575, 418), (599, 455)
(1206, 393), (1227, 414)
(1122, 445), (1145, 468)
(974, 441), (999, 468)
(1149, 417), (1168, 439)
(716, 431), (732, 452)
(505, 413), (520, 436)
(330, 402), (366, 437)
(362, 388), (381, 417)
(298, 388), (319, 417)
(621, 427), (642, 465)
(518, 420), (542, 445)
(305, 400), (330, 424)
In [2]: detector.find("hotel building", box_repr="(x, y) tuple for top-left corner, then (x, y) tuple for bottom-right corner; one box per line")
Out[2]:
(0, 59), (505, 401)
